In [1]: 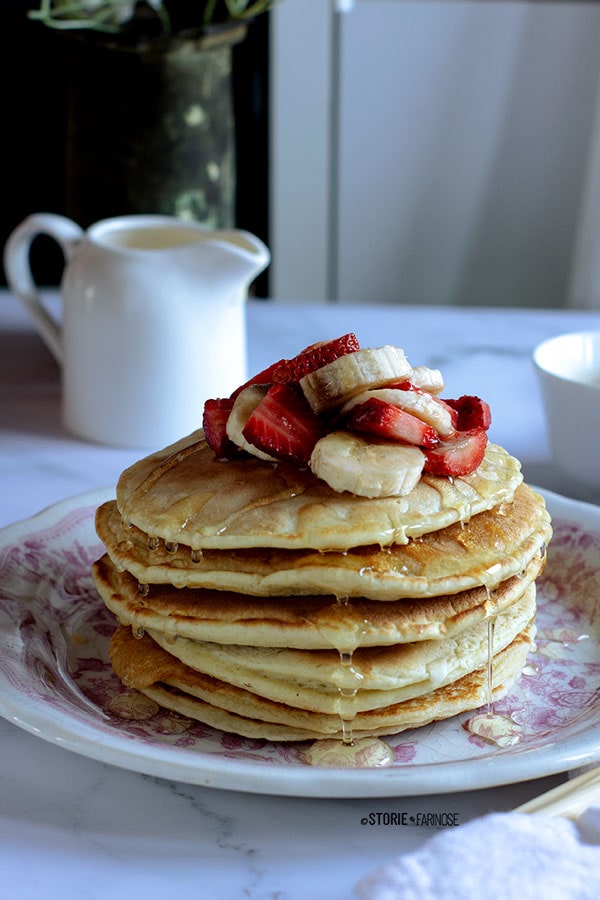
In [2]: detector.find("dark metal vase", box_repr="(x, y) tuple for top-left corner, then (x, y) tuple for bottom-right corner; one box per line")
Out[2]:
(63, 24), (247, 229)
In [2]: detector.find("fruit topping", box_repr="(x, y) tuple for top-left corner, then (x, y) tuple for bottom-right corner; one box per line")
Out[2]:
(403, 365), (445, 395)
(444, 395), (492, 431)
(202, 398), (240, 459)
(300, 345), (412, 414)
(201, 334), (493, 495)
(345, 397), (439, 449)
(422, 428), (489, 477)
(226, 385), (277, 461)
(309, 431), (425, 498)
(270, 333), (360, 384)
(230, 362), (282, 400)
(342, 387), (457, 436)
(242, 383), (324, 463)
(230, 333), (360, 399)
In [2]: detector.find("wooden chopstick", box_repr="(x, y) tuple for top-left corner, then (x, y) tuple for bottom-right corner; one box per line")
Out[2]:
(516, 766), (600, 819)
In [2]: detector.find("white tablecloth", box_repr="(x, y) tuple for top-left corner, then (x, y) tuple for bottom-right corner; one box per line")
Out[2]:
(1, 291), (599, 899)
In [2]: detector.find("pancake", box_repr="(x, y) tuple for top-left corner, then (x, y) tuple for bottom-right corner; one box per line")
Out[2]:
(93, 552), (544, 650)
(141, 586), (536, 713)
(97, 483), (550, 600)
(115, 433), (523, 551)
(109, 623), (535, 741)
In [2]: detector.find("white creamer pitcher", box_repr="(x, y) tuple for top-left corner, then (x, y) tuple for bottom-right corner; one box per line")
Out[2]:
(4, 213), (270, 447)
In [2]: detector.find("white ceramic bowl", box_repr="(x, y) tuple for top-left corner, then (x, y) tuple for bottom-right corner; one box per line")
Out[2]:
(533, 330), (600, 492)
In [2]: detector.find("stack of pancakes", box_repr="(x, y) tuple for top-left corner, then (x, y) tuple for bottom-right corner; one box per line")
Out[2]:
(92, 430), (551, 743)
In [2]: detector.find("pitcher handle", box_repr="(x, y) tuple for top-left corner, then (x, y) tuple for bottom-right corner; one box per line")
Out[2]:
(3, 213), (84, 363)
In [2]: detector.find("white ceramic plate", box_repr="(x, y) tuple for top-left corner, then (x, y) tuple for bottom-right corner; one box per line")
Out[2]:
(0, 487), (599, 798)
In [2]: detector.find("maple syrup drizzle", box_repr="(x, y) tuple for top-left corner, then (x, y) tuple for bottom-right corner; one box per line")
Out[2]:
(144, 533), (204, 564)
(337, 648), (364, 746)
(485, 617), (495, 711)
(465, 614), (524, 747)
(163, 618), (178, 645)
(302, 593), (392, 764)
(313, 636), (397, 764)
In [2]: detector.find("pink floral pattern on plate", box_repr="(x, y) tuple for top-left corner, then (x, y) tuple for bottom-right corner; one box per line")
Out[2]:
(0, 488), (599, 794)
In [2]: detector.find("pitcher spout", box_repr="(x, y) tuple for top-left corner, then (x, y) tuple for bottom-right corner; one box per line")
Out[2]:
(208, 228), (271, 287)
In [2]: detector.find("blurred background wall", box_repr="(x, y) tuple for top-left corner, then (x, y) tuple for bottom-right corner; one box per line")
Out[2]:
(270, 0), (600, 307)
(4, 1), (600, 308)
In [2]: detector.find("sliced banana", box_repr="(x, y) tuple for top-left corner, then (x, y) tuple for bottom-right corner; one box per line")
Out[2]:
(409, 365), (444, 395)
(309, 431), (425, 498)
(300, 346), (412, 414)
(341, 387), (456, 437)
(226, 385), (277, 461)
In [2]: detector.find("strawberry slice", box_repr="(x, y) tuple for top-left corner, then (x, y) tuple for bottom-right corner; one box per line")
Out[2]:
(202, 398), (240, 458)
(270, 333), (360, 384)
(229, 333), (361, 400)
(423, 428), (488, 477)
(229, 360), (282, 400)
(242, 383), (324, 463)
(382, 382), (459, 431)
(346, 397), (439, 449)
(386, 380), (414, 391)
(444, 395), (491, 431)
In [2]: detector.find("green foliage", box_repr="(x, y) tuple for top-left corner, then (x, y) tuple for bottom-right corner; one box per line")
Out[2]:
(28, 0), (279, 33)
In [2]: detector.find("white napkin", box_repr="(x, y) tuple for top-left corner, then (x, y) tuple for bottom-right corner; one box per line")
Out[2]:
(356, 808), (600, 899)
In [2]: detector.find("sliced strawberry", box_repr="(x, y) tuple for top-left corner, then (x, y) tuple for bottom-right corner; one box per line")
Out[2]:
(202, 397), (241, 458)
(423, 428), (488, 477)
(384, 382), (458, 427)
(444, 395), (491, 431)
(242, 383), (324, 463)
(229, 334), (360, 400)
(386, 380), (414, 391)
(270, 333), (360, 384)
(229, 360), (282, 400)
(346, 397), (439, 449)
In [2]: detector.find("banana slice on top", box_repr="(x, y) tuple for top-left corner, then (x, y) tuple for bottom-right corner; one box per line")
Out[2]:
(409, 365), (444, 395)
(309, 431), (425, 498)
(342, 387), (456, 437)
(300, 346), (412, 414)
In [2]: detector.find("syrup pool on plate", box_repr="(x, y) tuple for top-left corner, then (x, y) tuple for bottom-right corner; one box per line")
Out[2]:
(302, 737), (394, 768)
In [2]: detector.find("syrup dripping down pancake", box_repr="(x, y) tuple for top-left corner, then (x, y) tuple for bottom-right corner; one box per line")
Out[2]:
(109, 623), (535, 742)
(97, 483), (550, 601)
(93, 552), (544, 651)
(141, 586), (536, 713)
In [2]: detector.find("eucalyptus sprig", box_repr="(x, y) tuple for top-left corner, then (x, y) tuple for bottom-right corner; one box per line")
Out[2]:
(28, 0), (278, 34)
(203, 0), (278, 23)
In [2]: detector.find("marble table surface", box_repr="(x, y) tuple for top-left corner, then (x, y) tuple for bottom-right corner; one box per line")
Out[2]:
(1, 292), (599, 899)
